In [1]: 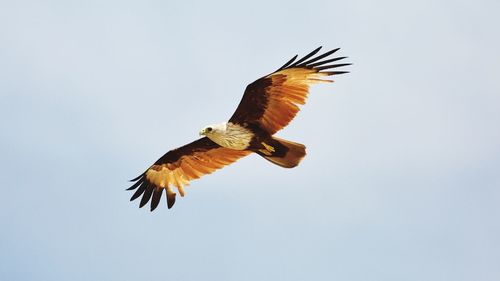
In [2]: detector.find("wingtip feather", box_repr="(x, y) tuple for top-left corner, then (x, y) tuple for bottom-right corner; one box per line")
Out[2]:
(292, 46), (323, 66)
(139, 184), (154, 208)
(150, 188), (163, 212)
(129, 172), (145, 182)
(316, 63), (352, 71)
(167, 192), (176, 209)
(277, 54), (298, 71)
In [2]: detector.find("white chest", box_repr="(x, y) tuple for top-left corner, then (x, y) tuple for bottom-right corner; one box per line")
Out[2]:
(207, 123), (253, 150)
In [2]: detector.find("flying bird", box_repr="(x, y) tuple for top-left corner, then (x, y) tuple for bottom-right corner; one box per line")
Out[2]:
(128, 46), (350, 211)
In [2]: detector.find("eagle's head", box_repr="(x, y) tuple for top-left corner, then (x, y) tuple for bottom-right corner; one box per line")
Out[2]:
(199, 123), (227, 136)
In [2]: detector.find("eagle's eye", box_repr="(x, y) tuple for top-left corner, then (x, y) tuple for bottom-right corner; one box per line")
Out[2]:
(206, 127), (213, 132)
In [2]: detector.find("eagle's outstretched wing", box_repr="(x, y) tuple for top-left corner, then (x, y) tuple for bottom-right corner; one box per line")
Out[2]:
(229, 47), (350, 135)
(128, 137), (250, 211)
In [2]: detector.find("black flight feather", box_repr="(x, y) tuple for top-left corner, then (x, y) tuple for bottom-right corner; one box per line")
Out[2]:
(150, 188), (163, 211)
(139, 183), (154, 208)
(291, 46), (322, 66)
(166, 192), (176, 209)
(300, 48), (340, 66)
(130, 182), (147, 201)
(129, 172), (146, 182)
(325, 71), (350, 75)
(307, 56), (347, 68)
(127, 177), (144, 191)
(277, 54), (298, 71)
(316, 63), (352, 71)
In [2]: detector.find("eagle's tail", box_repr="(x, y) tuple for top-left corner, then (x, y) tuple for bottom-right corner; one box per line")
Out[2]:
(259, 137), (306, 168)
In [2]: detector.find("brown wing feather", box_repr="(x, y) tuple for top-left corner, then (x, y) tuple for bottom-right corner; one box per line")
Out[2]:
(127, 137), (250, 211)
(229, 47), (350, 135)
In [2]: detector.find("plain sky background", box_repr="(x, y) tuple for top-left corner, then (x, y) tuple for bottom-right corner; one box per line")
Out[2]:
(1, 0), (499, 280)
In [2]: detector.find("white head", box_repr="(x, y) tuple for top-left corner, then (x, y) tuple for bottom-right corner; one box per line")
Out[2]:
(199, 122), (227, 136)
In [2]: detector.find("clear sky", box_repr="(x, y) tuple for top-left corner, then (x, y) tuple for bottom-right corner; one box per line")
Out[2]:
(1, 0), (499, 280)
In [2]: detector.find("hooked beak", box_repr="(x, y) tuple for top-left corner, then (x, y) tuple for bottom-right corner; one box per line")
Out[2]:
(199, 129), (205, 136)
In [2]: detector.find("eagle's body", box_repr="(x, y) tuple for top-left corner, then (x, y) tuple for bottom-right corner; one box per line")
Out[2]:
(128, 47), (350, 211)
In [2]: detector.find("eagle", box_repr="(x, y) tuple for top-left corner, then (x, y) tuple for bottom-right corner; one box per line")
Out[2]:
(128, 46), (350, 211)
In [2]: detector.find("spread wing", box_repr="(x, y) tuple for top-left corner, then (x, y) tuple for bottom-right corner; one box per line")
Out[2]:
(229, 47), (350, 135)
(127, 137), (251, 211)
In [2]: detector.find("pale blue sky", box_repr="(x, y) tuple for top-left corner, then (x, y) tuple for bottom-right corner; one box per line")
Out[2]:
(1, 0), (499, 280)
